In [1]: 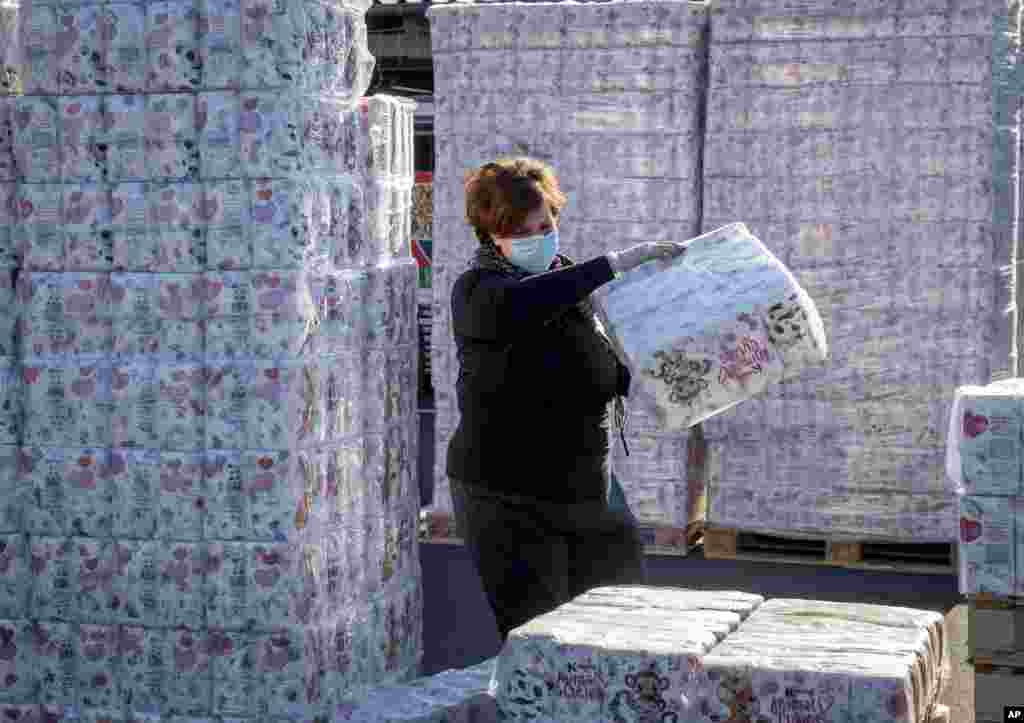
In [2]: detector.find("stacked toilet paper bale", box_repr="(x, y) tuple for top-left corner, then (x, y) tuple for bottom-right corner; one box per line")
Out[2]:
(946, 380), (1024, 597)
(421, 0), (710, 549)
(491, 585), (764, 721)
(700, 0), (1021, 542)
(692, 599), (949, 723)
(0, 0), (426, 714)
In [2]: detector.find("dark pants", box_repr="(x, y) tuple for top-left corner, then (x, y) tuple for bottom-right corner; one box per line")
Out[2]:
(449, 473), (648, 645)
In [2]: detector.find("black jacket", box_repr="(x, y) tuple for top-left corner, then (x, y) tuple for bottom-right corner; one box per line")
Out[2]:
(445, 255), (631, 503)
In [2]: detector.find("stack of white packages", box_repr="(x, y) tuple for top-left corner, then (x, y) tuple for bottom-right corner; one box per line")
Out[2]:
(491, 585), (764, 721)
(946, 380), (1024, 596)
(591, 222), (828, 432)
(700, 0), (1020, 542)
(422, 0), (710, 548)
(693, 599), (949, 723)
(0, 0), (426, 716)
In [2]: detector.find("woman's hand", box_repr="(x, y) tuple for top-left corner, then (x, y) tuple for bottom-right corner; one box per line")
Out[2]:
(607, 241), (687, 275)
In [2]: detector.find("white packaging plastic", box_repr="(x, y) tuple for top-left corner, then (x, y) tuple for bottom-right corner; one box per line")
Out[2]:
(591, 222), (828, 432)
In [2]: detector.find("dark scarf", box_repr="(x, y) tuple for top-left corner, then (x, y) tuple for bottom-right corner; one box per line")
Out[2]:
(470, 240), (630, 456)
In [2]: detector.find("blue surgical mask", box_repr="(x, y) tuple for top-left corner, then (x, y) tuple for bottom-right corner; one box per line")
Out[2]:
(506, 229), (560, 274)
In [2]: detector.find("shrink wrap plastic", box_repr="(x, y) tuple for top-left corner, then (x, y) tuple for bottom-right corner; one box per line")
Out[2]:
(698, 0), (1020, 541)
(947, 380), (1024, 596)
(0, 0), (426, 706)
(591, 222), (828, 432)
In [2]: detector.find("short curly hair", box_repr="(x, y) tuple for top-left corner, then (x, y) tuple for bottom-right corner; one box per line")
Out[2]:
(463, 157), (568, 245)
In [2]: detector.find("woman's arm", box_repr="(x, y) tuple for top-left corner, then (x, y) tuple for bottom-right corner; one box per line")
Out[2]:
(452, 255), (616, 341)
(617, 360), (631, 398)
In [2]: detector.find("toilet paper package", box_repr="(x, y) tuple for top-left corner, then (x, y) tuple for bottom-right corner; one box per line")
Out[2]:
(20, 0), (374, 98)
(0, 445), (21, 535)
(0, 358), (19, 445)
(946, 380), (1024, 496)
(12, 183), (63, 272)
(688, 599), (947, 723)
(492, 586), (764, 722)
(59, 97), (105, 184)
(591, 222), (828, 432)
(959, 494), (1020, 597)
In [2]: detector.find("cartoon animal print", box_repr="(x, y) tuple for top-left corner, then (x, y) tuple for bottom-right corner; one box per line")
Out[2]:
(501, 668), (550, 719)
(644, 351), (713, 406)
(608, 665), (679, 723)
(765, 294), (808, 350)
(713, 668), (756, 723)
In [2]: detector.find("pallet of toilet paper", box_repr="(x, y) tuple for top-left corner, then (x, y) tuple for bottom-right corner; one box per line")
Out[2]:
(695, 0), (1016, 553)
(489, 586), (949, 723)
(946, 378), (1024, 717)
(946, 380), (1024, 599)
(0, 31), (426, 717)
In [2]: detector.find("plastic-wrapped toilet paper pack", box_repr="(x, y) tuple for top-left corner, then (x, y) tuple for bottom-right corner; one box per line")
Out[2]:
(318, 260), (418, 354)
(5, 93), (375, 190)
(959, 494), (1022, 596)
(363, 95), (415, 183)
(18, 0), (375, 98)
(17, 272), (116, 357)
(491, 586), (763, 722)
(688, 599), (947, 723)
(5, 174), (378, 274)
(363, 260), (419, 349)
(590, 222), (828, 433)
(568, 585), (764, 622)
(945, 379), (1024, 496)
(0, 359), (19, 445)
(0, 456), (415, 618)
(0, 445), (20, 535)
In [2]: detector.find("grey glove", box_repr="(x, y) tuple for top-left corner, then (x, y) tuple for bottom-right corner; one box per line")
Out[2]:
(606, 241), (686, 276)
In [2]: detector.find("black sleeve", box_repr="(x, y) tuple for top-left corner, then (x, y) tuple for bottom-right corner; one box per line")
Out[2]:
(452, 255), (616, 342)
(617, 361), (631, 398)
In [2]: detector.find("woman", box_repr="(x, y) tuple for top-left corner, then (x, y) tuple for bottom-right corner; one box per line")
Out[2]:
(446, 157), (687, 644)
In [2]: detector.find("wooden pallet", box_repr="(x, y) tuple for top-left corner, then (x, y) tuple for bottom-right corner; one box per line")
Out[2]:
(702, 526), (957, 576)
(417, 508), (703, 557)
(970, 593), (1024, 610)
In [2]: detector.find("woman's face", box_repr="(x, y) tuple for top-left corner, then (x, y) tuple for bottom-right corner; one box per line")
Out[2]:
(492, 203), (557, 259)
